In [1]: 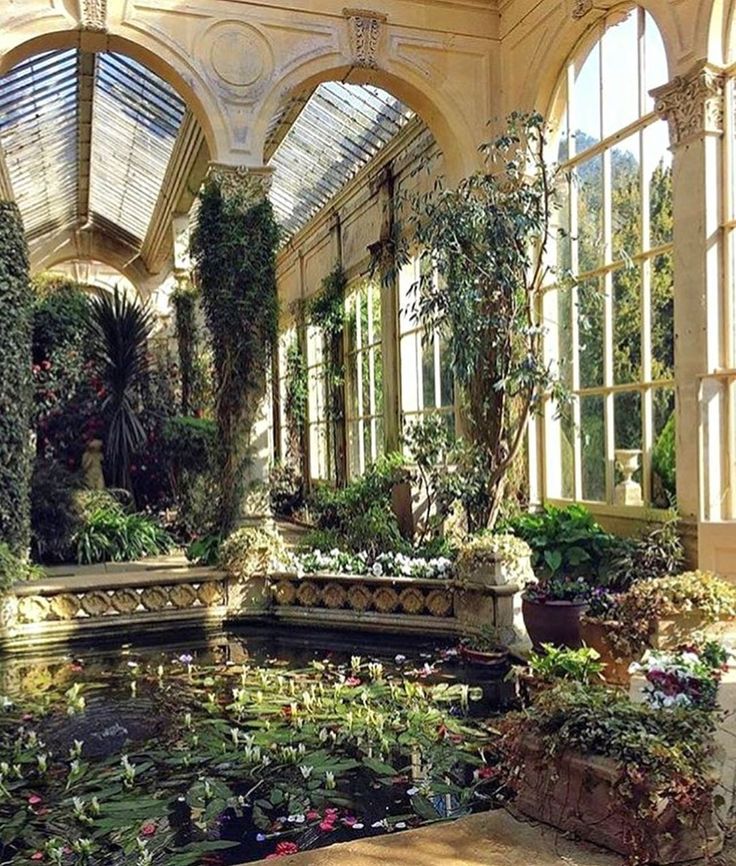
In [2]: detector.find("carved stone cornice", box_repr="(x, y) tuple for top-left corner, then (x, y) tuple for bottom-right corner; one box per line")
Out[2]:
(652, 61), (726, 148)
(343, 8), (387, 69)
(79, 0), (107, 32)
(206, 164), (273, 204)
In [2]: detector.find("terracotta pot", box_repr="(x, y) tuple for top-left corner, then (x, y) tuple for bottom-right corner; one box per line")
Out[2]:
(513, 734), (723, 864)
(652, 612), (736, 650)
(579, 618), (633, 686)
(459, 645), (509, 669)
(522, 597), (588, 651)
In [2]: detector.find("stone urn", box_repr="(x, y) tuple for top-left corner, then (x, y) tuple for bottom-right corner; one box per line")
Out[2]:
(614, 448), (643, 506)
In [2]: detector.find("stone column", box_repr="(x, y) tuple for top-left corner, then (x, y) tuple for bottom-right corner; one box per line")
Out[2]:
(652, 62), (726, 562)
(205, 163), (275, 527)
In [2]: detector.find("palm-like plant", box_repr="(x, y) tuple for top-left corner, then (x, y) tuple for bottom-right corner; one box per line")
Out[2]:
(88, 288), (153, 493)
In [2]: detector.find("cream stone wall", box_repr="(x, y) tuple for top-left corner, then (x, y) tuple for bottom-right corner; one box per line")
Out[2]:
(2, 0), (736, 568)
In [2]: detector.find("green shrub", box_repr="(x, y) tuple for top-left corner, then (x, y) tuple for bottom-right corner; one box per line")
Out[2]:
(30, 460), (84, 563)
(186, 533), (223, 566)
(308, 453), (410, 557)
(0, 202), (33, 553)
(0, 543), (40, 592)
(74, 499), (172, 565)
(219, 526), (286, 578)
(269, 462), (304, 518)
(162, 416), (217, 474)
(604, 514), (684, 590)
(503, 504), (613, 581)
(527, 644), (604, 684)
(652, 411), (676, 503)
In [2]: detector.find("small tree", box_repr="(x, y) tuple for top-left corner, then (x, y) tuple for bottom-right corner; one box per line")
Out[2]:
(0, 202), (33, 554)
(400, 112), (564, 530)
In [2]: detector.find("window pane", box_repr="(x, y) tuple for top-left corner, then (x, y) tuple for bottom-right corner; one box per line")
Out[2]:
(557, 286), (573, 388)
(578, 278), (604, 388)
(611, 133), (641, 263)
(575, 154), (603, 273)
(644, 11), (668, 108)
(572, 41), (601, 151)
(613, 265), (642, 385)
(439, 333), (454, 407)
(651, 252), (674, 379)
(422, 335), (435, 409)
(645, 122), (673, 249)
(614, 390), (641, 453)
(580, 395), (606, 501)
(556, 175), (572, 272)
(652, 388), (676, 507)
(602, 11), (639, 137)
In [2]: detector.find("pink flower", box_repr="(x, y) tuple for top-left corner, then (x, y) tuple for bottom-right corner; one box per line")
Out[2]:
(30, 853), (43, 861)
(306, 810), (320, 821)
(27, 794), (43, 806)
(140, 822), (157, 837)
(345, 677), (361, 686)
(319, 820), (336, 832)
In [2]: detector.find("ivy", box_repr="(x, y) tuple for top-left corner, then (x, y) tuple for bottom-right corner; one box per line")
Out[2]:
(308, 263), (347, 483)
(284, 339), (307, 462)
(0, 202), (33, 554)
(192, 175), (279, 532)
(171, 280), (199, 415)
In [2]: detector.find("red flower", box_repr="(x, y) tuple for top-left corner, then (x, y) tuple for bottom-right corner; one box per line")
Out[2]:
(140, 822), (156, 837)
(266, 841), (300, 858)
(41, 360), (51, 371)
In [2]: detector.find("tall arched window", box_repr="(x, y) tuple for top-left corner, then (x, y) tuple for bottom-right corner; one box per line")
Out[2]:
(543, 5), (674, 510)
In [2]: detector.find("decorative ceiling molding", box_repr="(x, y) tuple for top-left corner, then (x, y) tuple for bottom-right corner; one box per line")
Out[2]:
(207, 164), (274, 203)
(343, 8), (387, 69)
(571, 0), (593, 20)
(79, 0), (108, 32)
(652, 60), (725, 147)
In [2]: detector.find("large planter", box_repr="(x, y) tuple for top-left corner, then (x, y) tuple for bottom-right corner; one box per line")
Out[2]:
(513, 734), (724, 864)
(652, 612), (736, 650)
(521, 597), (588, 651)
(579, 617), (633, 686)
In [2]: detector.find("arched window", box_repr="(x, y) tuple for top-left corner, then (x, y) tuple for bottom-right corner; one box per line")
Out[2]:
(543, 5), (674, 509)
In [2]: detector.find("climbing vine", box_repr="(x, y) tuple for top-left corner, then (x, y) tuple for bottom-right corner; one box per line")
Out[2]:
(192, 174), (279, 532)
(308, 263), (347, 484)
(284, 339), (308, 462)
(0, 202), (33, 554)
(171, 280), (198, 415)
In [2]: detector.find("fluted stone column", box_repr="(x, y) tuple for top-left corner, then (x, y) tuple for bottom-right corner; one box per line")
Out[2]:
(652, 62), (726, 565)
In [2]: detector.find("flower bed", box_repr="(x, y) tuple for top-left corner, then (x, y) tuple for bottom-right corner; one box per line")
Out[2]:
(286, 549), (454, 580)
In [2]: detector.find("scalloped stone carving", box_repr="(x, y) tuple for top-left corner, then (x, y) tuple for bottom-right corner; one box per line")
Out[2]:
(140, 586), (168, 612)
(399, 587), (425, 615)
(274, 580), (297, 605)
(296, 581), (320, 606)
(51, 594), (81, 620)
(322, 583), (348, 609)
(347, 584), (373, 612)
(80, 591), (111, 617)
(425, 589), (452, 617)
(373, 586), (400, 613)
(169, 583), (197, 609)
(110, 589), (139, 614)
(18, 595), (50, 624)
(198, 582), (224, 606)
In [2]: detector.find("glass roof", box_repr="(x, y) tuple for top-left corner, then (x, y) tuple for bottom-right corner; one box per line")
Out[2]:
(268, 82), (414, 236)
(0, 49), (185, 243)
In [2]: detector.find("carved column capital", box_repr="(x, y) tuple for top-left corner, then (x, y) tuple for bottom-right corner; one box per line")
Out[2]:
(78, 0), (107, 31)
(652, 61), (726, 148)
(206, 164), (273, 204)
(343, 8), (387, 69)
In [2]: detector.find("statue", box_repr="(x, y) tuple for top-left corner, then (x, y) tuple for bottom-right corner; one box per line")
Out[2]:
(82, 439), (105, 490)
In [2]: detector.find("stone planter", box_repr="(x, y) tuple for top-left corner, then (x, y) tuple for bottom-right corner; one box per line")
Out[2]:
(579, 617), (633, 686)
(459, 644), (509, 669)
(521, 597), (588, 651)
(513, 734), (724, 863)
(652, 612), (736, 650)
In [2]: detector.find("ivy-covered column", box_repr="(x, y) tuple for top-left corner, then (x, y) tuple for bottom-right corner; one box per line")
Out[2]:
(0, 202), (33, 554)
(192, 165), (278, 532)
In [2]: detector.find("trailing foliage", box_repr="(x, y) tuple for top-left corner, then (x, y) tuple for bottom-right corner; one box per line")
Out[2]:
(307, 454), (411, 557)
(219, 525), (287, 578)
(0, 202), (33, 553)
(192, 175), (279, 532)
(604, 513), (684, 591)
(398, 113), (566, 529)
(269, 462), (304, 518)
(502, 683), (718, 862)
(284, 339), (308, 463)
(88, 288), (154, 494)
(308, 263), (347, 483)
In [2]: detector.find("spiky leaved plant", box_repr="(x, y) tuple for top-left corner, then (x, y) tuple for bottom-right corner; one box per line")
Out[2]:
(88, 287), (153, 494)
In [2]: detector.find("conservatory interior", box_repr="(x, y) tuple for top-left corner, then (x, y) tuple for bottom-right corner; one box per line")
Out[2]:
(3, 0), (736, 864)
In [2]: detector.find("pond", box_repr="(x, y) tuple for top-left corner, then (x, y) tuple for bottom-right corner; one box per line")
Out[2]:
(0, 627), (515, 865)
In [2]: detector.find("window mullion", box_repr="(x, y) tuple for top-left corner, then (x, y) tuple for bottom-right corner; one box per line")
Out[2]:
(602, 145), (615, 504)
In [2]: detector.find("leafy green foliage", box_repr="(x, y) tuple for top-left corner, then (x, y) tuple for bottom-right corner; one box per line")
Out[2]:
(307, 454), (410, 557)
(504, 504), (613, 580)
(652, 411), (676, 503)
(74, 498), (171, 564)
(604, 514), (684, 591)
(162, 416), (217, 474)
(192, 176), (279, 532)
(171, 280), (198, 414)
(30, 460), (84, 563)
(0, 202), (33, 553)
(527, 644), (604, 684)
(185, 532), (223, 566)
(219, 525), (286, 578)
(0, 542), (40, 592)
(284, 339), (308, 463)
(88, 288), (154, 494)
(269, 462), (304, 518)
(398, 114), (565, 529)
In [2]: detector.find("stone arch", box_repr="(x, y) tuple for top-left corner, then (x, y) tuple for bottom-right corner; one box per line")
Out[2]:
(514, 0), (693, 123)
(0, 25), (218, 163)
(253, 59), (485, 185)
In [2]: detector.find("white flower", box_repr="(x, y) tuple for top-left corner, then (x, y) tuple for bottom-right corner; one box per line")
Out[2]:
(372, 562), (384, 577)
(299, 764), (314, 779)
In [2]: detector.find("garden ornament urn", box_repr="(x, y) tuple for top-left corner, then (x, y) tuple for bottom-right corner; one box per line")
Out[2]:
(614, 448), (642, 506)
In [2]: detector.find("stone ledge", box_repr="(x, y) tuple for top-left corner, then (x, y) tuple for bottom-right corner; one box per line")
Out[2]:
(13, 567), (228, 596)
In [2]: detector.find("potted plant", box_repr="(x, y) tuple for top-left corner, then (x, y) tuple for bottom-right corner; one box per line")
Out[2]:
(579, 588), (633, 685)
(459, 626), (510, 668)
(521, 576), (591, 650)
(501, 683), (724, 863)
(517, 643), (604, 703)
